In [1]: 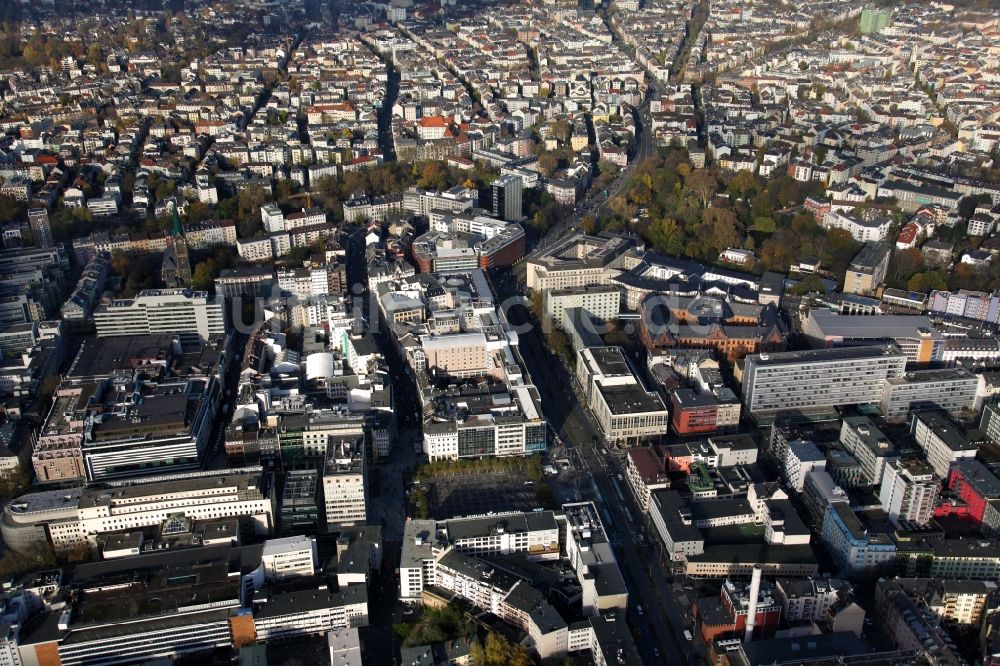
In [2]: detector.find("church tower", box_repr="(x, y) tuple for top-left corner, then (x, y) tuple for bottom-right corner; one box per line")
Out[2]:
(162, 202), (193, 287)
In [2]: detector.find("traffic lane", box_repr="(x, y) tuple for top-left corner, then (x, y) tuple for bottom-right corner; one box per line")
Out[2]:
(503, 302), (674, 662)
(599, 453), (694, 658)
(585, 455), (691, 665)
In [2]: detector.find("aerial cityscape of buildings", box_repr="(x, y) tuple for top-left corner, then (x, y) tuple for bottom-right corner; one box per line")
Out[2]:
(0, 0), (998, 665)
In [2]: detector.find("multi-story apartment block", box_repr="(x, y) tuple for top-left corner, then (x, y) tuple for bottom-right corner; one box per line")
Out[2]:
(776, 577), (856, 624)
(820, 501), (896, 579)
(398, 504), (629, 661)
(839, 416), (899, 487)
(909, 411), (978, 479)
(784, 440), (826, 493)
(843, 242), (890, 296)
(928, 290), (1000, 325)
(878, 459), (940, 527)
(624, 446), (669, 514)
(945, 459), (1000, 534)
(875, 579), (965, 666)
(399, 520), (437, 603)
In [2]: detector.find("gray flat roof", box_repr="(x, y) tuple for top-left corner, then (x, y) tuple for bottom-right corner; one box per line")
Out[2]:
(747, 344), (904, 367)
(807, 310), (941, 340)
(598, 383), (666, 415)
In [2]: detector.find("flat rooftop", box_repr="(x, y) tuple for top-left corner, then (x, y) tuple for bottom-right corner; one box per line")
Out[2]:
(951, 459), (1000, 497)
(585, 346), (633, 378)
(885, 367), (977, 386)
(747, 344), (904, 367)
(598, 383), (666, 415)
(807, 310), (942, 340)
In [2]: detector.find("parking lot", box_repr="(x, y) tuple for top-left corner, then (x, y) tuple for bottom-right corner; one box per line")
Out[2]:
(428, 471), (542, 518)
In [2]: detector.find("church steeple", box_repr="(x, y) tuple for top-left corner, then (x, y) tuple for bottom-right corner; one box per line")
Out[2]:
(162, 201), (192, 287)
(171, 202), (185, 238)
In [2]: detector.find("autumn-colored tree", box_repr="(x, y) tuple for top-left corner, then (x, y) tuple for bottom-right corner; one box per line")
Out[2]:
(538, 152), (558, 178)
(550, 118), (571, 144)
(580, 216), (597, 234)
(908, 270), (949, 293)
(417, 161), (449, 190)
(889, 248), (925, 288)
(760, 235), (798, 271)
(820, 229), (860, 274)
(646, 217), (683, 255)
(729, 169), (756, 197)
(471, 631), (514, 666)
(949, 263), (982, 291)
(609, 195), (637, 222)
(628, 182), (653, 207)
(701, 206), (742, 254)
(686, 168), (717, 208)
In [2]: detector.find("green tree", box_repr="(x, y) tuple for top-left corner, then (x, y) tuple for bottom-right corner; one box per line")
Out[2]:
(729, 169), (756, 197)
(0, 194), (24, 221)
(908, 270), (949, 293)
(889, 248), (924, 288)
(789, 274), (827, 295)
(191, 258), (217, 292)
(646, 217), (683, 255)
(155, 179), (176, 201)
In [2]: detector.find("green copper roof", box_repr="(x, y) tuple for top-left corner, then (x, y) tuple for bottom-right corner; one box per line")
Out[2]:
(171, 202), (184, 238)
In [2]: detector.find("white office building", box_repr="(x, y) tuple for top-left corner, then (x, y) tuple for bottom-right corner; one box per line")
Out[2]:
(741, 346), (907, 420)
(322, 438), (367, 529)
(93, 289), (227, 347)
(261, 535), (318, 581)
(1, 468), (275, 554)
(544, 286), (620, 331)
(879, 368), (979, 421)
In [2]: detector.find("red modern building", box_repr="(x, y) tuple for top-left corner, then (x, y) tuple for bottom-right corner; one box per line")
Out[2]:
(671, 389), (720, 435)
(946, 458), (1000, 525)
(697, 577), (782, 642)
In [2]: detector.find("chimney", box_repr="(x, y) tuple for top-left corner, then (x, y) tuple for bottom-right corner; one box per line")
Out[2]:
(744, 565), (763, 644)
